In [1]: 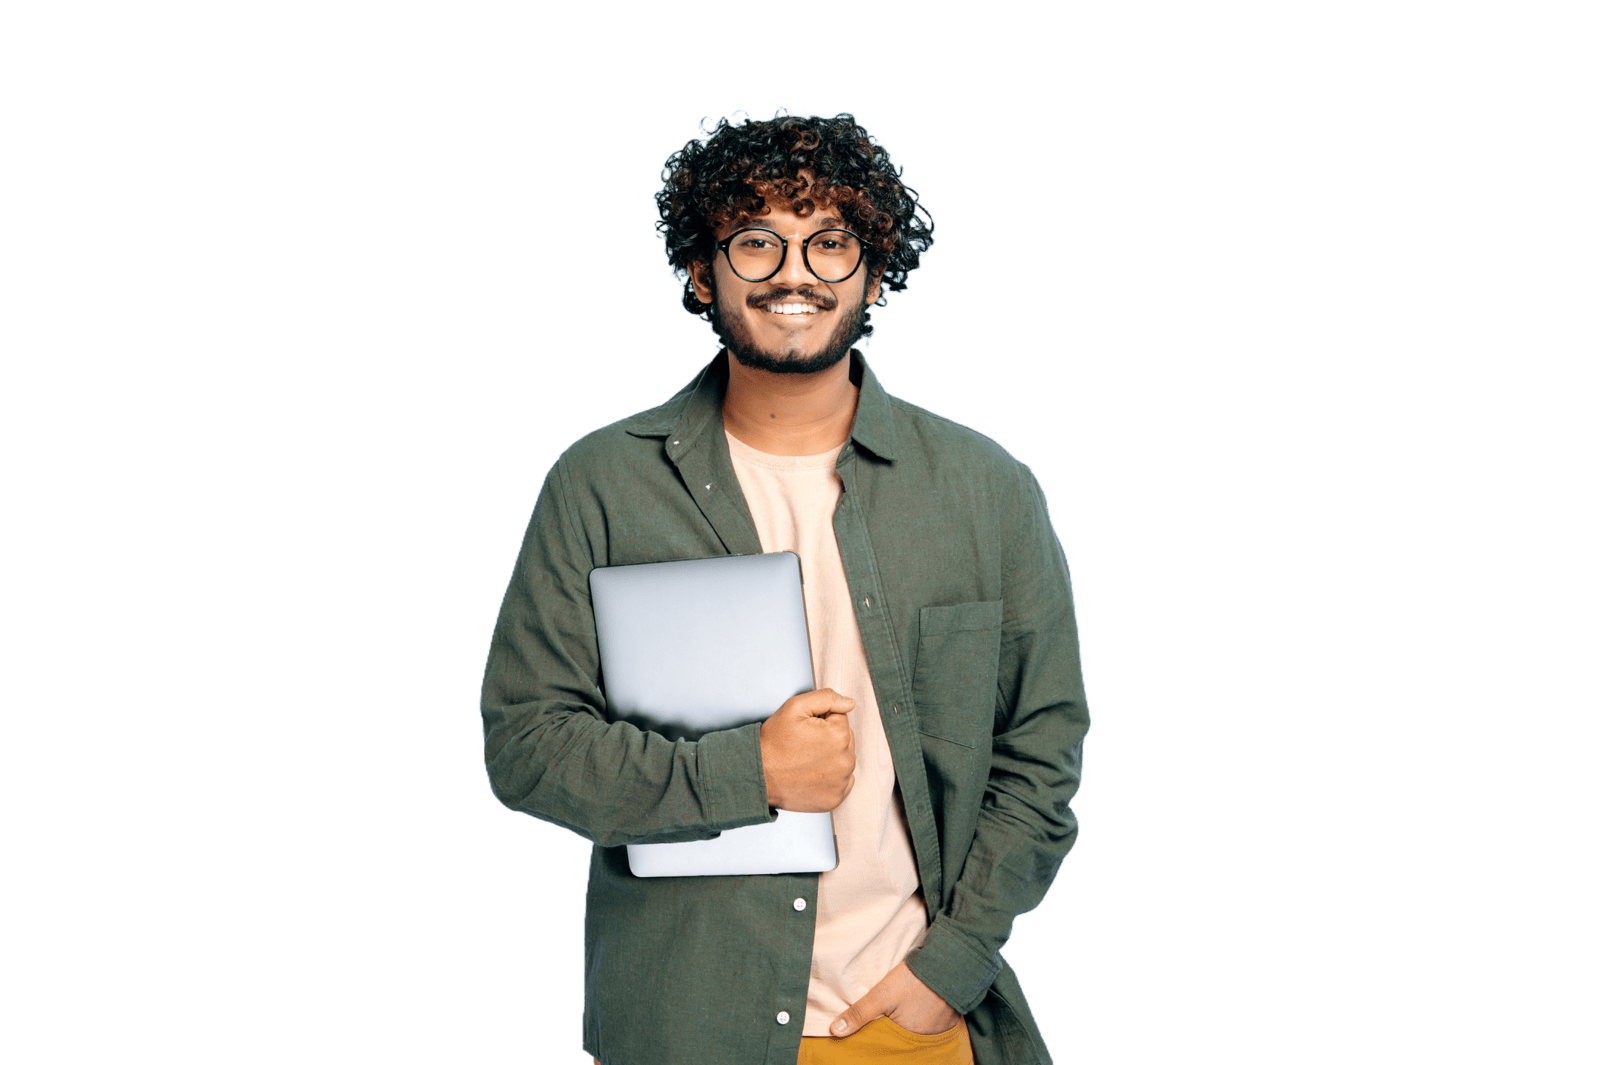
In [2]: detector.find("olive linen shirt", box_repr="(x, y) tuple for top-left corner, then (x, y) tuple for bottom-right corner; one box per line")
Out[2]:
(481, 351), (1089, 1065)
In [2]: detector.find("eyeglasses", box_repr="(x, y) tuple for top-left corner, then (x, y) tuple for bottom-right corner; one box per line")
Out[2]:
(714, 226), (865, 284)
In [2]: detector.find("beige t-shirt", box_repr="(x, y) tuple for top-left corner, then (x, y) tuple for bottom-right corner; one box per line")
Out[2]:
(725, 431), (929, 1037)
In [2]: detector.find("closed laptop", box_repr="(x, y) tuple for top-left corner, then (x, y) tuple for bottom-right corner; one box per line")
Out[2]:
(589, 551), (838, 877)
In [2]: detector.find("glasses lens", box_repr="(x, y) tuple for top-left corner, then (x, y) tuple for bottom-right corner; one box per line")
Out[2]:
(805, 230), (862, 282)
(725, 229), (784, 281)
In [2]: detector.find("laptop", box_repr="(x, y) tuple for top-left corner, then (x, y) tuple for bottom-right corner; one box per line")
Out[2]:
(589, 551), (839, 877)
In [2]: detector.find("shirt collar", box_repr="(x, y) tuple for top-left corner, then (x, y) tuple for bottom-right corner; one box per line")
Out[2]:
(623, 350), (902, 464)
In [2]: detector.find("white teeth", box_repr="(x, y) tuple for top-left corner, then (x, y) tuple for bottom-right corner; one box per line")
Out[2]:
(765, 303), (820, 315)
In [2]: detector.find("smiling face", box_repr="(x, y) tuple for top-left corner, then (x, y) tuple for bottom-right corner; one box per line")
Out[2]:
(689, 198), (882, 376)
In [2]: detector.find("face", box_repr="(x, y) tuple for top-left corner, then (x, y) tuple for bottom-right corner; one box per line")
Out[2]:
(690, 198), (882, 376)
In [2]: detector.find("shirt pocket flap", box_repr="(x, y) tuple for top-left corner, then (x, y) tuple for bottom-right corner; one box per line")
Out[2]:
(919, 599), (1004, 637)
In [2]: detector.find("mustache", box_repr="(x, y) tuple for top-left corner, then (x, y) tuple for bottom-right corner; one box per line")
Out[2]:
(746, 288), (838, 311)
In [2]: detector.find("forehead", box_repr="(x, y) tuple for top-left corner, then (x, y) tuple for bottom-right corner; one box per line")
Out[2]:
(723, 195), (847, 237)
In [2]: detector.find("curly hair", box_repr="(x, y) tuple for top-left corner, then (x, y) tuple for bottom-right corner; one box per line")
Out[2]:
(656, 113), (934, 337)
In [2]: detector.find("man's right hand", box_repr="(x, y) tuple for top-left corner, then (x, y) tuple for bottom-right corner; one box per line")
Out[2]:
(758, 689), (856, 812)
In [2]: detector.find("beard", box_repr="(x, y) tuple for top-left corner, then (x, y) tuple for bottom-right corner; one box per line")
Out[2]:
(712, 282), (867, 376)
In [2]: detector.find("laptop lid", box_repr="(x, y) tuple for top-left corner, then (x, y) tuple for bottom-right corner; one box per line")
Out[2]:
(589, 552), (837, 877)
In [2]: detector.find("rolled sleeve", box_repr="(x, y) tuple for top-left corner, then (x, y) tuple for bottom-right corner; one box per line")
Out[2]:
(905, 917), (1005, 1014)
(696, 720), (775, 828)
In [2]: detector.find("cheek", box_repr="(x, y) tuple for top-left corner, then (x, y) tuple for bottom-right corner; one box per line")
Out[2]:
(865, 272), (882, 304)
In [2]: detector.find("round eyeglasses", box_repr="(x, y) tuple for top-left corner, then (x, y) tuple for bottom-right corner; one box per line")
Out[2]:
(714, 226), (865, 284)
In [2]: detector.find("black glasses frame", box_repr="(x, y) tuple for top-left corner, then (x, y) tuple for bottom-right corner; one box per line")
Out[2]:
(714, 226), (866, 284)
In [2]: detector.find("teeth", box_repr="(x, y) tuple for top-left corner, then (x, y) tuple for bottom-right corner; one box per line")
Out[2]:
(766, 303), (819, 315)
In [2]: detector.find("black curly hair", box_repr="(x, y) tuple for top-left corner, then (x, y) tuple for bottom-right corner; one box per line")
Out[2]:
(656, 113), (934, 338)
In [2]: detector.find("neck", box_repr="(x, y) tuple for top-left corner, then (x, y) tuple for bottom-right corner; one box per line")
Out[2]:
(721, 351), (859, 457)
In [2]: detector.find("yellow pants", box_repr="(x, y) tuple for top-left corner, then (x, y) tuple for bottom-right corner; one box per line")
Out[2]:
(797, 1016), (974, 1063)
(590, 1015), (975, 1064)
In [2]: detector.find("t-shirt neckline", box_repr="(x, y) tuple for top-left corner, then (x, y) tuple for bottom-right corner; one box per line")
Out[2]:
(725, 429), (843, 471)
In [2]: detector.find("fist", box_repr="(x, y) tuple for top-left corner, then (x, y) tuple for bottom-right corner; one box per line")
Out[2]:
(759, 689), (856, 812)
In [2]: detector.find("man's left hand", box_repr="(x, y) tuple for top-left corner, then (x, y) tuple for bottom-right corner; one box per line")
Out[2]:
(830, 961), (960, 1038)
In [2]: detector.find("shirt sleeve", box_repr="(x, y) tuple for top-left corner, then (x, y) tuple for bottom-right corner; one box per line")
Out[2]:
(904, 464), (1090, 1013)
(480, 458), (776, 848)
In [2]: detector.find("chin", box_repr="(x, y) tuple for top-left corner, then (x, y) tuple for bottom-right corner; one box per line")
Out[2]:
(728, 341), (851, 376)
(717, 305), (864, 377)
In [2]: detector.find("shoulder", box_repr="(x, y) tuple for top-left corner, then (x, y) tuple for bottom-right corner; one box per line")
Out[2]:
(552, 354), (716, 474)
(867, 391), (1051, 536)
(551, 389), (690, 484)
(883, 394), (1032, 482)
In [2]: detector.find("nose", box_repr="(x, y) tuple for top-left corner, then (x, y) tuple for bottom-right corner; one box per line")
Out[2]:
(773, 234), (817, 289)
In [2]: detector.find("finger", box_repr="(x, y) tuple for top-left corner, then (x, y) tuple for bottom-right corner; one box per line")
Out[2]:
(798, 690), (854, 718)
(814, 689), (854, 710)
(831, 986), (885, 1038)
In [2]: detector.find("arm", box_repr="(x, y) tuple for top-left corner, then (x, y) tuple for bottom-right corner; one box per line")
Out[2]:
(480, 459), (777, 848)
(904, 465), (1091, 1012)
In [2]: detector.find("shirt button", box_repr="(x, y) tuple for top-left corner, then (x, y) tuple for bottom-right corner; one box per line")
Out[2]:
(793, 897), (807, 912)
(776, 1011), (791, 1025)
(861, 595), (872, 608)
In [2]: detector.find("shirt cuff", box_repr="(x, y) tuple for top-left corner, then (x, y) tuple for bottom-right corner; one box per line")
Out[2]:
(696, 721), (778, 831)
(904, 916), (1003, 1014)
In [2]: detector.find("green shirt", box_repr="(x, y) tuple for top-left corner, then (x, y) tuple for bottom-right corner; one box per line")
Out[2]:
(482, 352), (1089, 1065)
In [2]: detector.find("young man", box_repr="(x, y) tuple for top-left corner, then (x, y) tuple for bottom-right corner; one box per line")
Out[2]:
(482, 114), (1089, 1065)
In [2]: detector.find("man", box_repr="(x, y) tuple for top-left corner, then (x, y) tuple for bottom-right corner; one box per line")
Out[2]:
(482, 113), (1089, 1065)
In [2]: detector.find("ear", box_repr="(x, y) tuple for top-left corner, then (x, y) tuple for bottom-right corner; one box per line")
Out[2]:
(689, 259), (715, 306)
(866, 267), (883, 305)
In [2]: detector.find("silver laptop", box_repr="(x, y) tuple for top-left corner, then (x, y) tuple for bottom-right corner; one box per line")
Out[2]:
(589, 552), (838, 877)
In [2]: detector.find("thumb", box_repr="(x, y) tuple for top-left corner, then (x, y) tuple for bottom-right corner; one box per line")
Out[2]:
(799, 689), (855, 719)
(830, 988), (885, 1039)
(821, 690), (856, 717)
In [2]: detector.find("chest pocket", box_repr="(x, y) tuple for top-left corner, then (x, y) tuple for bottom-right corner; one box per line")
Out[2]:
(911, 600), (1004, 749)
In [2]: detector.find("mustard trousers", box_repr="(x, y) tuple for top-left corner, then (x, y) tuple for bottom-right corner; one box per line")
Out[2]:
(592, 1015), (974, 1064)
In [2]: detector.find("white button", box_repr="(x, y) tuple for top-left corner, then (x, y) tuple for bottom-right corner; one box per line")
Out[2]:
(776, 1011), (791, 1025)
(793, 897), (807, 912)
